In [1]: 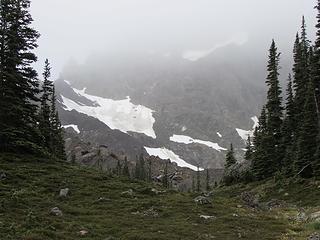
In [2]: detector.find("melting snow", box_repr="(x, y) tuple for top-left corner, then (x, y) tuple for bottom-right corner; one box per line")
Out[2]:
(236, 116), (259, 141)
(144, 147), (201, 171)
(61, 87), (156, 139)
(62, 124), (80, 134)
(170, 134), (227, 152)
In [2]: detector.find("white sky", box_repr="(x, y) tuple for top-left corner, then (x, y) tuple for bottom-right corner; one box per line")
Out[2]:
(30, 0), (317, 79)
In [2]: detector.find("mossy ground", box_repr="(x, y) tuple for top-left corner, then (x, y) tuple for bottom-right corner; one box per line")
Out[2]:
(0, 154), (319, 240)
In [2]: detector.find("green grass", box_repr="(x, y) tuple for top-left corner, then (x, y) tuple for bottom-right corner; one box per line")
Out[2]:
(0, 153), (319, 240)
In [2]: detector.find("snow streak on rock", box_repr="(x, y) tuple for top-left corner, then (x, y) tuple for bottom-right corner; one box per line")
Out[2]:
(62, 124), (80, 134)
(236, 116), (259, 141)
(169, 134), (227, 152)
(144, 147), (201, 171)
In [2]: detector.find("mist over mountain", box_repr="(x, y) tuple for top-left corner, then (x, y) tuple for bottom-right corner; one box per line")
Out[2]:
(56, 42), (291, 169)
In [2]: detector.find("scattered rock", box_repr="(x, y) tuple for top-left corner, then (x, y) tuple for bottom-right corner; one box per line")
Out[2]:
(310, 211), (320, 222)
(79, 230), (88, 236)
(50, 207), (62, 216)
(264, 199), (285, 210)
(104, 236), (117, 240)
(308, 233), (320, 240)
(0, 172), (7, 180)
(59, 188), (69, 197)
(232, 213), (239, 217)
(143, 207), (159, 217)
(151, 188), (166, 195)
(121, 189), (134, 197)
(194, 196), (211, 205)
(237, 205), (243, 208)
(240, 192), (259, 208)
(203, 191), (214, 197)
(200, 215), (216, 220)
(284, 192), (289, 197)
(296, 210), (308, 222)
(93, 197), (111, 204)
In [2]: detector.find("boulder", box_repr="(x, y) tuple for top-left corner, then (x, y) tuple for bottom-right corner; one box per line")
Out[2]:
(121, 189), (134, 198)
(194, 196), (211, 205)
(310, 211), (320, 222)
(59, 188), (69, 197)
(50, 207), (63, 216)
(79, 230), (89, 236)
(200, 215), (216, 220)
(241, 191), (259, 208)
(308, 233), (320, 240)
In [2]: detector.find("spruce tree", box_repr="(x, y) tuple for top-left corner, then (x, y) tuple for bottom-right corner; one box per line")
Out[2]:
(265, 40), (283, 171)
(225, 143), (236, 168)
(281, 74), (295, 176)
(196, 166), (201, 192)
(122, 156), (130, 178)
(314, 0), (320, 119)
(39, 59), (53, 150)
(50, 85), (66, 159)
(205, 168), (210, 191)
(162, 160), (169, 188)
(295, 79), (318, 178)
(244, 136), (253, 161)
(251, 107), (274, 180)
(0, 0), (41, 153)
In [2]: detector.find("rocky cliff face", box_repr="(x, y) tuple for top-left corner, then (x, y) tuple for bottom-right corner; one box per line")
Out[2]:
(56, 43), (285, 170)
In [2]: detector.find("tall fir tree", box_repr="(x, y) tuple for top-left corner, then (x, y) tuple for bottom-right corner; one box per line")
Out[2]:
(244, 136), (253, 161)
(39, 59), (53, 150)
(225, 143), (236, 168)
(251, 106), (274, 180)
(196, 165), (201, 192)
(50, 85), (66, 159)
(295, 78), (318, 178)
(265, 40), (283, 171)
(281, 74), (295, 176)
(0, 0), (41, 152)
(122, 156), (130, 178)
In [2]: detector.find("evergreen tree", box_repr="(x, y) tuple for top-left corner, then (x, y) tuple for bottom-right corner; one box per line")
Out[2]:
(225, 143), (236, 168)
(265, 40), (283, 171)
(50, 85), (66, 159)
(314, 0), (320, 119)
(205, 168), (210, 191)
(196, 166), (201, 192)
(251, 107), (274, 180)
(0, 0), (41, 153)
(162, 160), (169, 188)
(281, 74), (295, 175)
(122, 156), (130, 178)
(244, 136), (253, 161)
(147, 158), (152, 182)
(39, 59), (53, 150)
(116, 159), (121, 176)
(295, 79), (318, 178)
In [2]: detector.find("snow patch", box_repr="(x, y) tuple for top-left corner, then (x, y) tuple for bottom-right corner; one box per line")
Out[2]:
(217, 132), (222, 138)
(64, 80), (71, 85)
(61, 87), (156, 139)
(62, 124), (80, 134)
(236, 116), (259, 141)
(183, 33), (248, 61)
(170, 134), (227, 152)
(144, 147), (201, 171)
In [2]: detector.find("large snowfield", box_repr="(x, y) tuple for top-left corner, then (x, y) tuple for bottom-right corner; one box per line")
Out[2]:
(169, 134), (227, 152)
(61, 82), (157, 139)
(144, 147), (201, 171)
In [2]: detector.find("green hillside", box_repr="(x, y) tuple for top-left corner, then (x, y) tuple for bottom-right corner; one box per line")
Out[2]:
(0, 154), (319, 240)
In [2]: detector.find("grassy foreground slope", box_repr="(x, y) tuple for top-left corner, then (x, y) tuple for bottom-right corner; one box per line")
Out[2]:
(0, 154), (319, 240)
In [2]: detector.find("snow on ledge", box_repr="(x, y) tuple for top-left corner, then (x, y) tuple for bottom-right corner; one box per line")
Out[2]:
(61, 87), (156, 139)
(236, 116), (259, 141)
(62, 124), (80, 134)
(144, 147), (201, 171)
(169, 134), (227, 152)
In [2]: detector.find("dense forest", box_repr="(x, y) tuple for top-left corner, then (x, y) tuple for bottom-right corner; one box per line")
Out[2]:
(224, 2), (320, 183)
(0, 0), (65, 158)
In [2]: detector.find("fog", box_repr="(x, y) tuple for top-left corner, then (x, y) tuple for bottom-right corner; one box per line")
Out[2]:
(30, 0), (316, 79)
